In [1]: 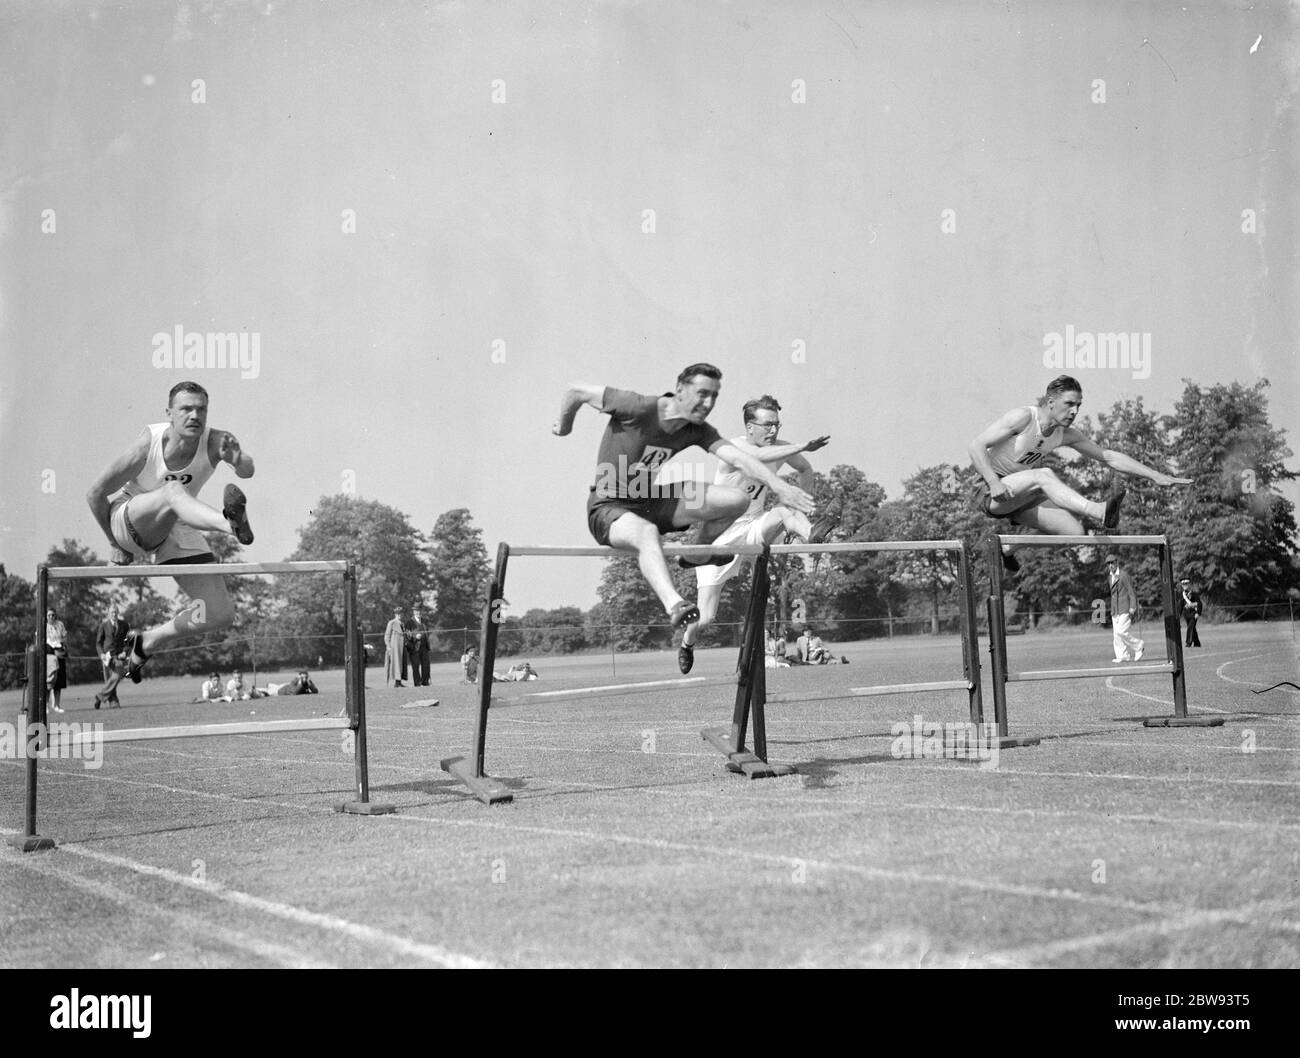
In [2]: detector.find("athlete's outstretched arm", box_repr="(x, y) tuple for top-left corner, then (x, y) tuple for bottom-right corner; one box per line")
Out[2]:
(782, 451), (817, 493)
(744, 436), (829, 465)
(553, 382), (606, 436)
(211, 430), (255, 478)
(712, 440), (815, 515)
(1063, 432), (1192, 487)
(85, 429), (151, 553)
(969, 407), (1033, 499)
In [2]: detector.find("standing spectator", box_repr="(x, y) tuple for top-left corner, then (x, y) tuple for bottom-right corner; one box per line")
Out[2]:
(461, 645), (479, 684)
(94, 604), (130, 709)
(1106, 553), (1145, 663)
(45, 607), (68, 714)
(94, 605), (130, 712)
(384, 607), (407, 687)
(407, 606), (432, 687)
(1179, 577), (1204, 648)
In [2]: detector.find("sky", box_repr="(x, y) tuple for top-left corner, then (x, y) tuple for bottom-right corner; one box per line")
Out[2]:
(1, 0), (1296, 617)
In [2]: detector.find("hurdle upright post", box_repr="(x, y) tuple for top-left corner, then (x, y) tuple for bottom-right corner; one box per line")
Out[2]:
(955, 542), (984, 725)
(702, 547), (794, 778)
(984, 536), (1040, 749)
(336, 561), (395, 815)
(440, 542), (514, 803)
(1159, 541), (1188, 718)
(10, 565), (55, 852)
(749, 552), (772, 762)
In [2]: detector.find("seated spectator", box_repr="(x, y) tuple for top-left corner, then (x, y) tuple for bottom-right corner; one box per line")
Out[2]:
(800, 627), (847, 665)
(764, 628), (790, 669)
(196, 672), (229, 702)
(494, 661), (540, 682)
(263, 670), (319, 696)
(226, 671), (254, 701)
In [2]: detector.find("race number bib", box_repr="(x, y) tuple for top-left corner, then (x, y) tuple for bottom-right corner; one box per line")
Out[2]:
(631, 445), (672, 472)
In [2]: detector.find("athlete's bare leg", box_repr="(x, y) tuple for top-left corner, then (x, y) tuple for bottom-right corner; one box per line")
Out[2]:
(607, 514), (692, 619)
(137, 573), (236, 656)
(991, 468), (1105, 524)
(123, 480), (237, 547)
(1011, 501), (1087, 536)
(681, 507), (809, 648)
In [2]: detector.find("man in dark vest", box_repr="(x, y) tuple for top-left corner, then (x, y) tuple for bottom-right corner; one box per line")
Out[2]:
(1178, 577), (1204, 647)
(94, 604), (130, 708)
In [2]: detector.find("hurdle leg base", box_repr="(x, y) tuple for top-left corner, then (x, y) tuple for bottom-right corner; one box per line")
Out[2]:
(441, 756), (514, 805)
(991, 735), (1041, 748)
(1142, 716), (1226, 728)
(334, 801), (397, 815)
(702, 728), (796, 779)
(8, 834), (55, 853)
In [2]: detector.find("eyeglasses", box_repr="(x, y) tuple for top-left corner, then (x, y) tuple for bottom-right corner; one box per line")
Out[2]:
(750, 421), (781, 431)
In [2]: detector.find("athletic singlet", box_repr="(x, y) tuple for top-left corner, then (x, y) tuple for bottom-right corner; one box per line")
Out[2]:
(110, 423), (216, 503)
(713, 436), (770, 521)
(591, 389), (723, 500)
(984, 405), (1067, 477)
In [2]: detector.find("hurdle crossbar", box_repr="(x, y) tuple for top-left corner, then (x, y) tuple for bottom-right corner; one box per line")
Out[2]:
(995, 535), (1166, 548)
(984, 533), (1218, 741)
(508, 541), (965, 558)
(1009, 664), (1176, 682)
(9, 559), (393, 854)
(40, 717), (351, 749)
(47, 560), (349, 579)
(764, 680), (973, 705)
(500, 674), (740, 705)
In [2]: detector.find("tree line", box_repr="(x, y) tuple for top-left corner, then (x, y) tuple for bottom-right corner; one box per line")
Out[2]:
(2, 379), (1295, 688)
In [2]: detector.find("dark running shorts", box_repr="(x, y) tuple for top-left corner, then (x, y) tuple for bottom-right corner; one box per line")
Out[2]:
(587, 488), (689, 547)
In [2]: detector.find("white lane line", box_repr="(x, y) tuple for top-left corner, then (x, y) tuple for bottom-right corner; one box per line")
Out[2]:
(1216, 651), (1300, 693)
(1, 826), (492, 969)
(382, 812), (1195, 918)
(984, 898), (1300, 966)
(3, 758), (1189, 919)
(1, 839), (335, 968)
(1103, 676), (1232, 714)
(988, 767), (1297, 789)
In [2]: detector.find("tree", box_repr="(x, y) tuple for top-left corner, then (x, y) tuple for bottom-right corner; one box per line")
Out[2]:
(45, 540), (113, 682)
(278, 495), (430, 663)
(590, 551), (699, 651)
(509, 606), (588, 656)
(0, 565), (36, 690)
(773, 465), (894, 640)
(425, 508), (491, 634)
(1167, 379), (1299, 608)
(894, 464), (988, 634)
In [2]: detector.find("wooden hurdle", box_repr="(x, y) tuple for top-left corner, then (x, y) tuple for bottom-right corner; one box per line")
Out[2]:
(439, 538), (990, 800)
(985, 533), (1223, 743)
(8, 559), (394, 854)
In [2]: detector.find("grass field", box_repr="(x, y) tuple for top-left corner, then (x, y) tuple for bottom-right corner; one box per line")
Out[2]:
(2, 622), (1296, 969)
